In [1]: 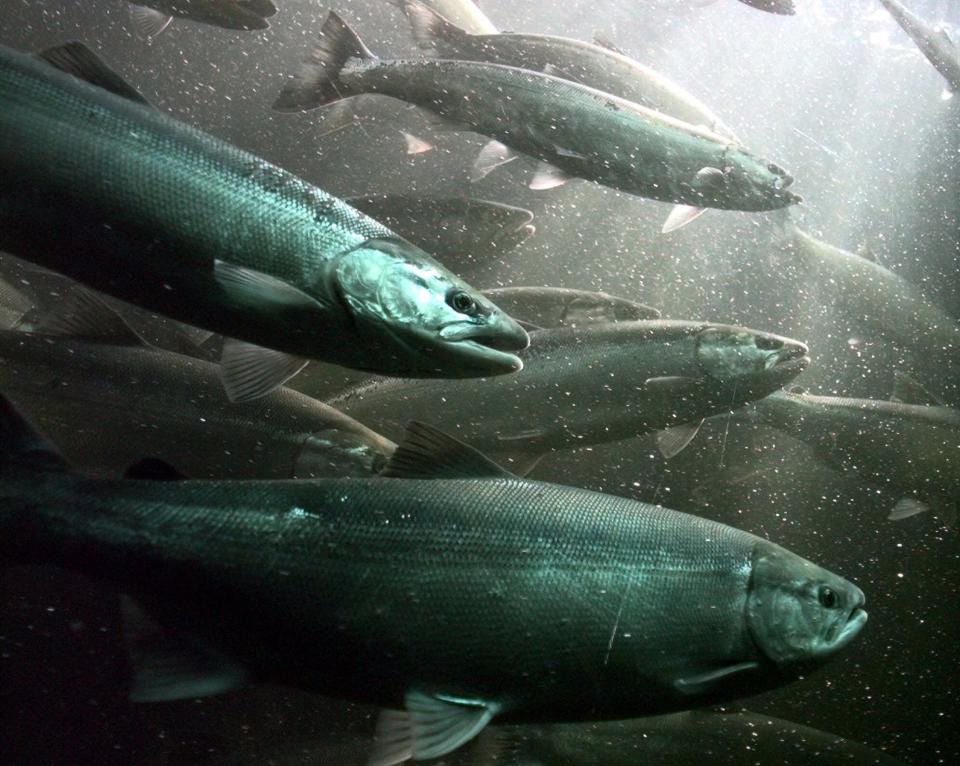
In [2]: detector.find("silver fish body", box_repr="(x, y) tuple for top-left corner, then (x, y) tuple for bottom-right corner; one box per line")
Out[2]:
(331, 320), (809, 461)
(878, 0), (960, 92)
(0, 330), (394, 479)
(0, 44), (527, 380)
(129, 1), (277, 31)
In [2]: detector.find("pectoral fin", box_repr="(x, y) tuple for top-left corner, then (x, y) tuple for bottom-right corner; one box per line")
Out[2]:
(661, 204), (708, 234)
(674, 661), (759, 695)
(370, 691), (499, 766)
(382, 421), (513, 480)
(129, 4), (174, 39)
(30, 286), (144, 346)
(401, 131), (433, 155)
(656, 419), (704, 459)
(121, 595), (246, 703)
(529, 161), (572, 191)
(220, 339), (309, 403)
(891, 371), (942, 406)
(471, 140), (518, 182)
(213, 260), (327, 314)
(889, 496), (930, 521)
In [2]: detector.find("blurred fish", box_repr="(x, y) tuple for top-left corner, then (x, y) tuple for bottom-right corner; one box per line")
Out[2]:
(204, 707), (904, 765)
(332, 320), (810, 473)
(394, 0), (497, 34)
(733, 0), (795, 15)
(752, 383), (960, 521)
(0, 289), (394, 479)
(275, 14), (800, 212)
(481, 286), (661, 328)
(0, 43), (528, 403)
(0, 410), (866, 762)
(390, 1), (738, 139)
(345, 195), (535, 266)
(878, 0), (960, 92)
(787, 227), (960, 362)
(126, 0), (277, 38)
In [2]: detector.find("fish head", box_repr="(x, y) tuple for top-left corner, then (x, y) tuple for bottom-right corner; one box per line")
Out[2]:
(332, 238), (529, 377)
(747, 543), (867, 668)
(696, 325), (810, 396)
(694, 153), (801, 211)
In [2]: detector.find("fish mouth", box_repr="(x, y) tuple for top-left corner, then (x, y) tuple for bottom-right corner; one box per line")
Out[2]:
(831, 591), (868, 651)
(766, 342), (810, 374)
(439, 321), (528, 374)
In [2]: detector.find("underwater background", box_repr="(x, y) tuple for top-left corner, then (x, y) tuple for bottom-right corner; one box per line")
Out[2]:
(1, 1), (958, 764)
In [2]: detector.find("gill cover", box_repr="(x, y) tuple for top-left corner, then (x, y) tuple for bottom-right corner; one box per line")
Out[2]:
(746, 544), (867, 667)
(696, 327), (787, 379)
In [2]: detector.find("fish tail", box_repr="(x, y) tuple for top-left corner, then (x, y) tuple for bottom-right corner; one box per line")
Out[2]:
(273, 12), (377, 112)
(392, 0), (473, 55)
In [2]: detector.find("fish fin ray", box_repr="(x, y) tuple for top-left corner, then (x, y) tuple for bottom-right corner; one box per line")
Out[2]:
(471, 140), (519, 182)
(220, 340), (308, 403)
(129, 4), (174, 38)
(213, 259), (327, 313)
(657, 419), (704, 459)
(675, 661), (760, 694)
(273, 11), (375, 112)
(369, 708), (413, 766)
(121, 595), (247, 702)
(35, 41), (152, 105)
(591, 32), (627, 55)
(403, 691), (497, 760)
(30, 286), (144, 346)
(397, 0), (472, 55)
(889, 497), (930, 521)
(382, 421), (514, 479)
(891, 371), (942, 406)
(661, 205), (708, 234)
(529, 161), (572, 190)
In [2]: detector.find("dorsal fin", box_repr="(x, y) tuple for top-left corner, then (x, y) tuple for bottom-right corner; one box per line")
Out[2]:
(592, 32), (627, 56)
(382, 422), (514, 479)
(891, 371), (942, 406)
(30, 286), (145, 346)
(35, 42), (152, 106)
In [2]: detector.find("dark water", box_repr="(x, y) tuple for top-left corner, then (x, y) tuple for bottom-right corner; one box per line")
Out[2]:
(1, 1), (958, 764)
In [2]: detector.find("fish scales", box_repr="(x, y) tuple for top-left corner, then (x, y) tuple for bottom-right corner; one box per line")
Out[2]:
(11, 472), (753, 715)
(0, 47), (386, 288)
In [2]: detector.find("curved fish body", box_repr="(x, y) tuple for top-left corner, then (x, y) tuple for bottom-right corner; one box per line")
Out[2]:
(752, 389), (960, 519)
(735, 0), (795, 15)
(332, 320), (809, 466)
(393, 0), (738, 140)
(128, 0), (277, 32)
(878, 0), (960, 92)
(0, 44), (527, 390)
(0, 405), (866, 763)
(789, 228), (960, 359)
(0, 330), (394, 479)
(389, 0), (497, 35)
(482, 286), (661, 327)
(345, 194), (535, 264)
(276, 15), (799, 212)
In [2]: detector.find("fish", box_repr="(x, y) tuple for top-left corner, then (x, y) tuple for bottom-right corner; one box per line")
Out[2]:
(388, 0), (497, 35)
(0, 288), (394, 479)
(733, 0), (796, 15)
(751, 383), (960, 521)
(390, 1), (738, 141)
(331, 320), (810, 473)
(274, 13), (800, 212)
(0, 42), (528, 403)
(878, 0), (960, 93)
(126, 1), (277, 38)
(481, 286), (661, 329)
(0, 403), (867, 763)
(415, 710), (903, 766)
(344, 195), (535, 268)
(786, 227), (960, 361)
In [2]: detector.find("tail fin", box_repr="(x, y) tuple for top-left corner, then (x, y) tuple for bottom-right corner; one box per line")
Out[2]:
(0, 395), (69, 473)
(273, 12), (376, 112)
(394, 0), (473, 55)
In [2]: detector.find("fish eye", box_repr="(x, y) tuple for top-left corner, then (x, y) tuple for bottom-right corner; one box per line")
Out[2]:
(818, 586), (838, 609)
(448, 289), (479, 316)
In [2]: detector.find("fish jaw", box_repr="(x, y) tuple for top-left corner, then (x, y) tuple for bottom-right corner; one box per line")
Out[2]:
(437, 318), (529, 376)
